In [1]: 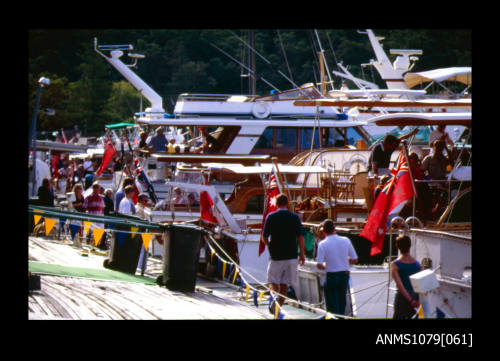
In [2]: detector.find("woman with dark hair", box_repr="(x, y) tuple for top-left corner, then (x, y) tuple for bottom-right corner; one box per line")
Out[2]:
(37, 177), (55, 207)
(390, 235), (421, 319)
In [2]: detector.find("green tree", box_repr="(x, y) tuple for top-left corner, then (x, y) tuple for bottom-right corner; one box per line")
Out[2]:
(102, 81), (149, 123)
(28, 73), (73, 135)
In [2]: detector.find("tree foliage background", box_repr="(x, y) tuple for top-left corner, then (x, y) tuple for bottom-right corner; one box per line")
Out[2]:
(28, 29), (471, 137)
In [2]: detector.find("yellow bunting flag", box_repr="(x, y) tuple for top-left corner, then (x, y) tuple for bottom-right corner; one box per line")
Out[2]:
(44, 218), (57, 236)
(222, 261), (227, 279)
(258, 291), (264, 306)
(274, 302), (280, 319)
(83, 221), (92, 236)
(141, 233), (153, 251)
(34, 214), (42, 226)
(245, 285), (250, 303)
(325, 313), (330, 320)
(232, 268), (239, 284)
(93, 227), (105, 246)
(210, 249), (215, 262)
(417, 304), (424, 319)
(131, 226), (139, 238)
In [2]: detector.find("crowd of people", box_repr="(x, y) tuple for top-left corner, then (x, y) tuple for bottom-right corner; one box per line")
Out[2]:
(138, 126), (218, 155)
(33, 124), (469, 319)
(369, 125), (471, 222)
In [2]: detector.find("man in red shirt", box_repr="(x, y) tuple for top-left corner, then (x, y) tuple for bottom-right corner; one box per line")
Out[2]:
(83, 182), (105, 215)
(83, 182), (106, 247)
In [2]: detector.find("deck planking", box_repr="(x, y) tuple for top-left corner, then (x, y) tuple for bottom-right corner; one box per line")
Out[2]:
(28, 236), (272, 320)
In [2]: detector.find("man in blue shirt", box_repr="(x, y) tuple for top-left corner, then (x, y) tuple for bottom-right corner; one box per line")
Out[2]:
(148, 127), (168, 152)
(262, 194), (305, 312)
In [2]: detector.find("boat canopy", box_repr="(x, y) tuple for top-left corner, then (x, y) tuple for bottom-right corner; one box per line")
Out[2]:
(35, 140), (88, 153)
(104, 122), (136, 130)
(366, 112), (472, 127)
(201, 163), (328, 175)
(404, 67), (472, 89)
(293, 98), (471, 108)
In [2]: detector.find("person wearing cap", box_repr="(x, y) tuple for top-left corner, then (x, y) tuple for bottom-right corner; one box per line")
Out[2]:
(316, 219), (358, 316)
(147, 127), (168, 152)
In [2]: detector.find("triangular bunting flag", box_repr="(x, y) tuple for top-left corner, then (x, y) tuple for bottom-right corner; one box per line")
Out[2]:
(222, 261), (227, 279)
(44, 218), (57, 236)
(274, 302), (281, 319)
(258, 291), (264, 306)
(245, 285), (250, 303)
(59, 217), (67, 229)
(253, 290), (258, 307)
(34, 214), (42, 226)
(83, 221), (92, 236)
(93, 227), (105, 246)
(232, 268), (239, 284)
(131, 226), (139, 238)
(141, 233), (153, 251)
(417, 304), (424, 319)
(68, 223), (81, 239)
(436, 307), (446, 319)
(116, 231), (127, 248)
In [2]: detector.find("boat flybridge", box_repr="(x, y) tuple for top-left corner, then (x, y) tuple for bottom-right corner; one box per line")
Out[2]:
(328, 29), (471, 140)
(94, 38), (375, 168)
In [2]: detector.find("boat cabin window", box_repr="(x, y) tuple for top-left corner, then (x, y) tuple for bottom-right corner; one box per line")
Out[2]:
(276, 128), (298, 149)
(254, 128), (273, 149)
(300, 127), (321, 150)
(253, 126), (370, 154)
(255, 85), (322, 101)
(245, 194), (264, 213)
(203, 126), (241, 154)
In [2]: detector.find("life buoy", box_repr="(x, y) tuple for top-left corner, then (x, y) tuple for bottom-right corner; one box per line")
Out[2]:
(343, 155), (368, 174)
(252, 102), (271, 119)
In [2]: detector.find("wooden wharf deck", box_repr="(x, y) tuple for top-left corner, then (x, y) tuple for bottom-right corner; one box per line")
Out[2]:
(29, 236), (320, 320)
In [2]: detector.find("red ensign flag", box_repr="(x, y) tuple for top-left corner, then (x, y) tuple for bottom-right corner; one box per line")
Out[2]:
(259, 171), (280, 256)
(360, 151), (415, 256)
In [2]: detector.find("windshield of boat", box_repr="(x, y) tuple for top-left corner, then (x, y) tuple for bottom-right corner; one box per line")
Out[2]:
(255, 85), (322, 101)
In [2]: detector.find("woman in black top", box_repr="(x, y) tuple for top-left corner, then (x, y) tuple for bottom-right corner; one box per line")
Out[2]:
(37, 178), (55, 207)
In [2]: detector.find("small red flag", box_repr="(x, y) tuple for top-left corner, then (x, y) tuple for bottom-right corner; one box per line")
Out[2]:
(200, 190), (218, 224)
(259, 171), (280, 256)
(96, 139), (116, 177)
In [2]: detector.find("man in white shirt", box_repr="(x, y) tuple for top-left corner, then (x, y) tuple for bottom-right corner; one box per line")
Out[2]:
(429, 125), (453, 148)
(316, 219), (358, 316)
(118, 185), (136, 215)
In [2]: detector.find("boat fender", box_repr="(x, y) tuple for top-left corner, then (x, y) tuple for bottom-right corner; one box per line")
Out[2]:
(252, 102), (271, 119)
(343, 155), (368, 173)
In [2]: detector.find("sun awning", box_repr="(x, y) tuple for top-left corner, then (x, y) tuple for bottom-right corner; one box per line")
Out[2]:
(404, 67), (472, 89)
(366, 112), (472, 127)
(104, 122), (136, 130)
(293, 98), (471, 108)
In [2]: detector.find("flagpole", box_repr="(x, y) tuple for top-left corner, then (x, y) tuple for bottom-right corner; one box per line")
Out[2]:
(401, 140), (418, 219)
(271, 157), (291, 207)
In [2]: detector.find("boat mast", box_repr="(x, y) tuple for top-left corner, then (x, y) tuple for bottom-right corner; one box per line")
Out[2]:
(249, 30), (257, 95)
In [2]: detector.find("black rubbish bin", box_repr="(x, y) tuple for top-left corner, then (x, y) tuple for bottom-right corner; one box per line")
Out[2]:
(156, 224), (203, 292)
(103, 217), (143, 274)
